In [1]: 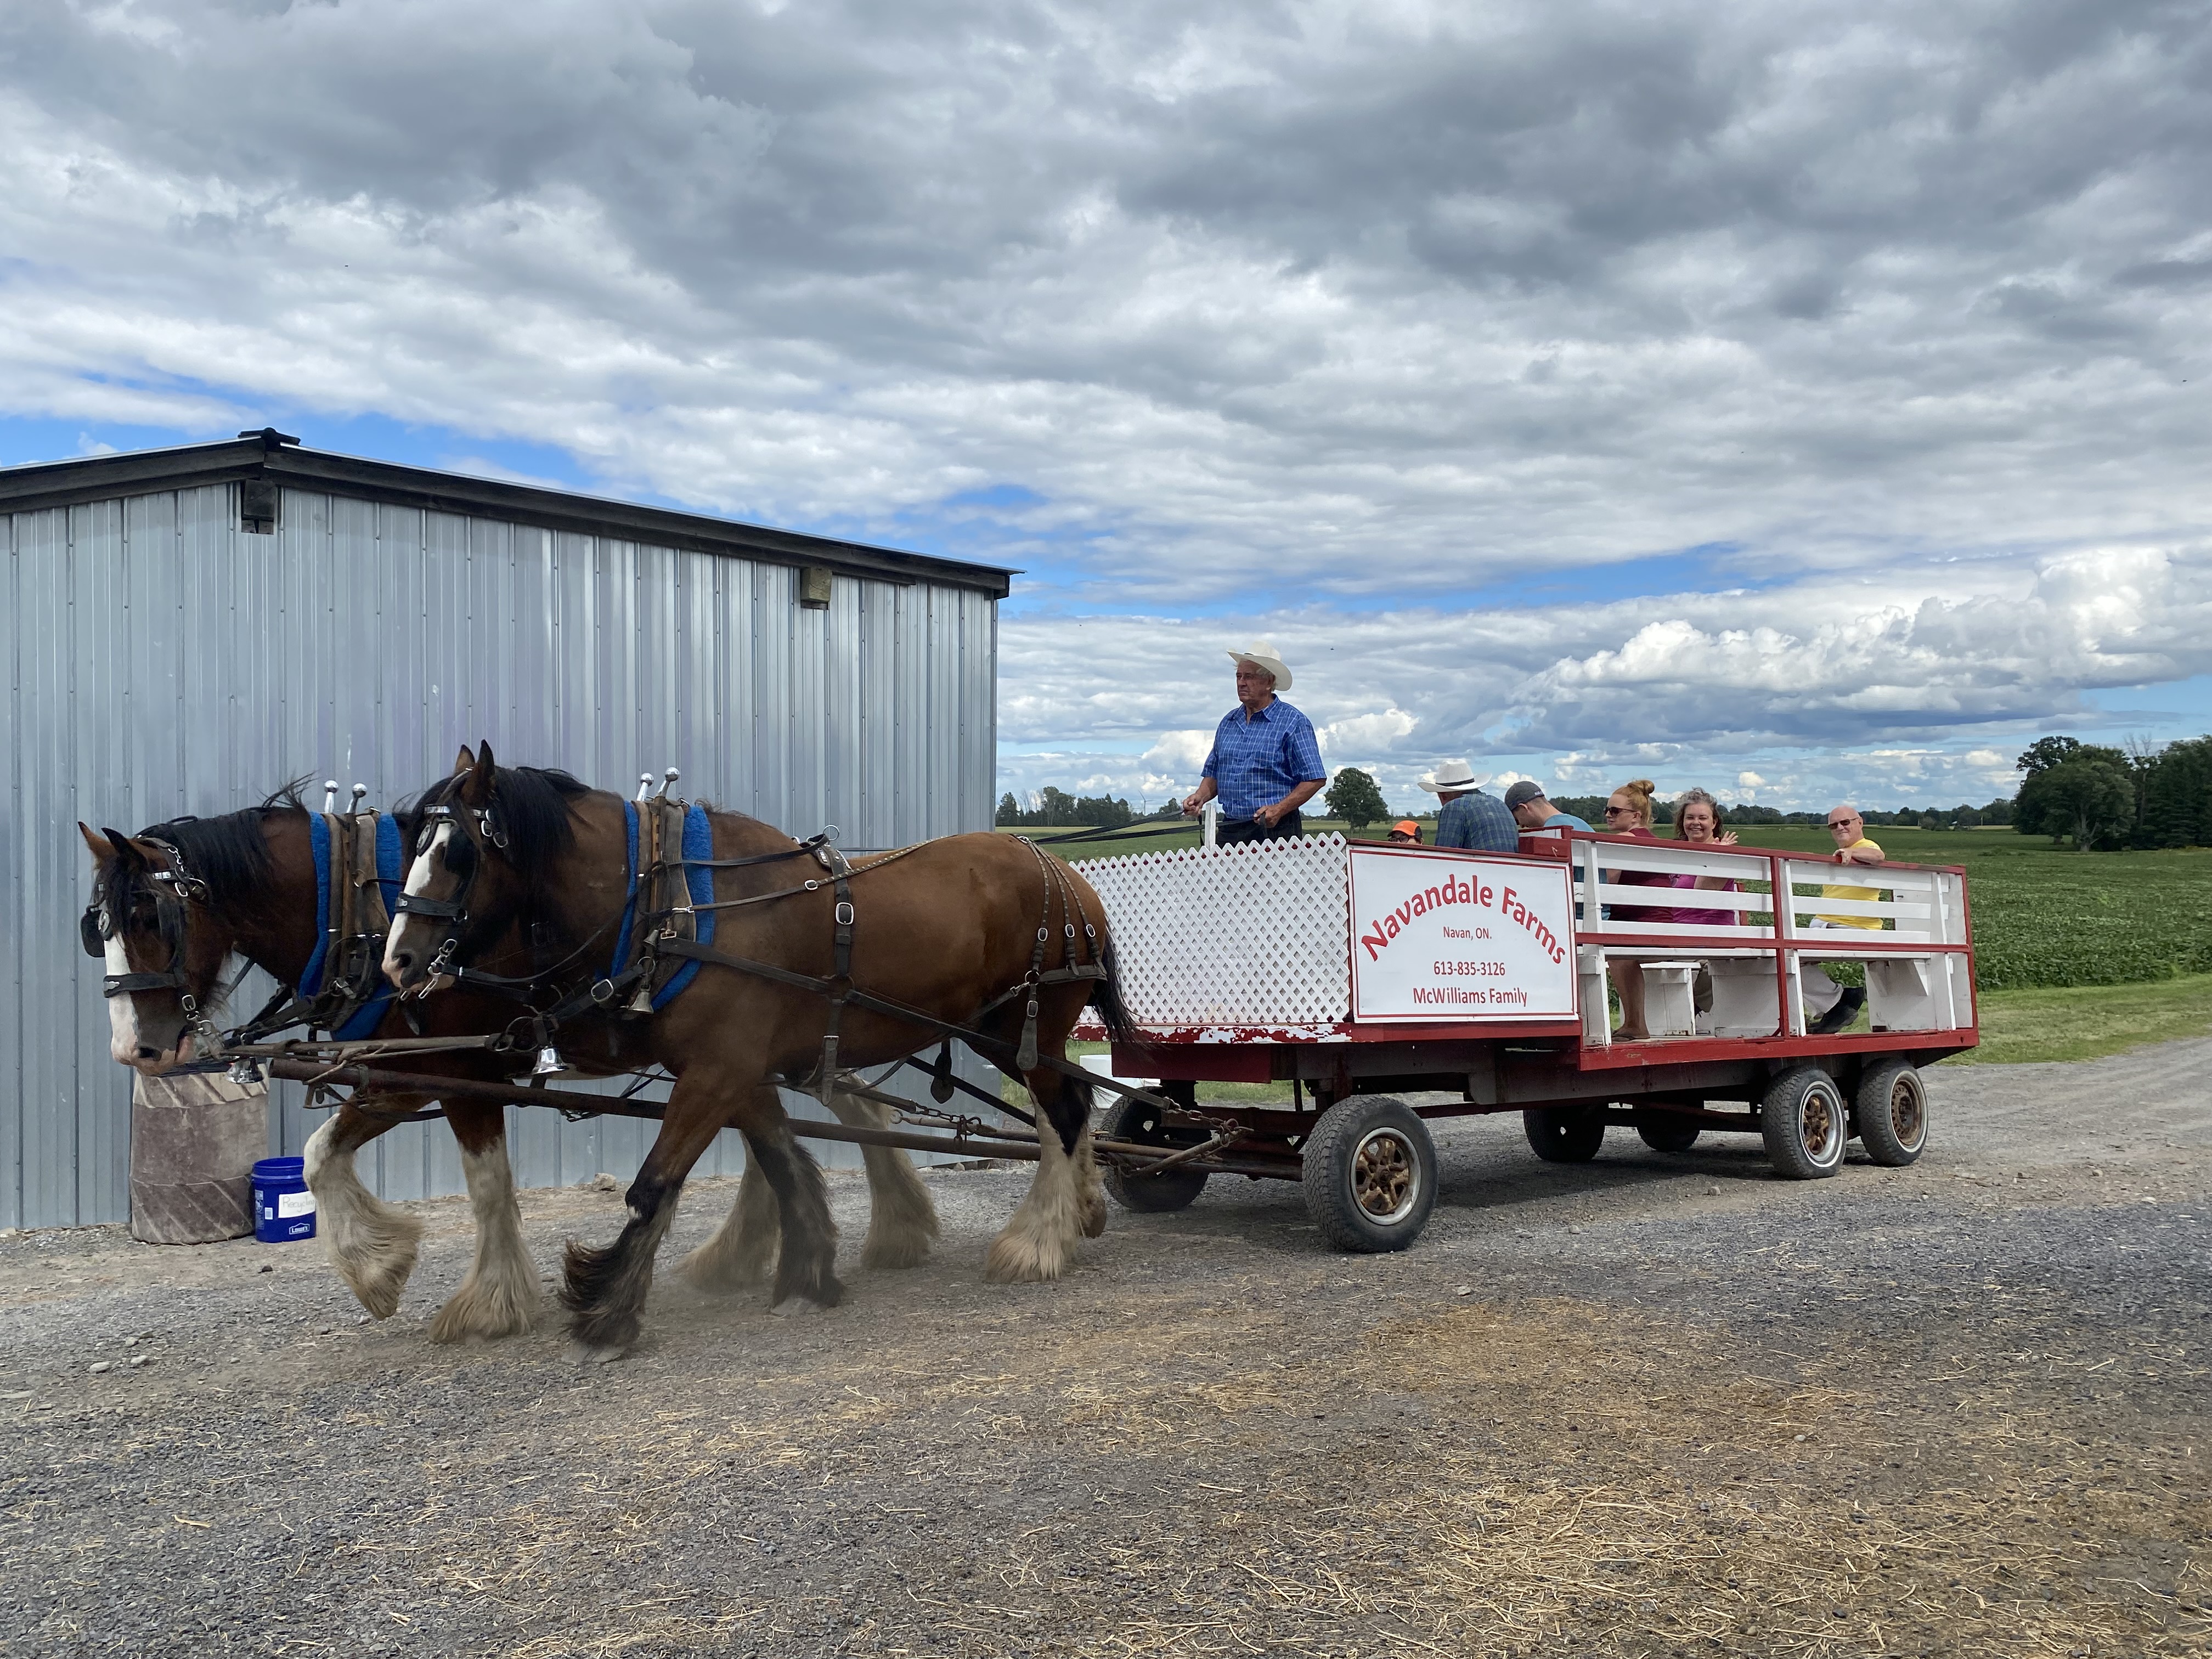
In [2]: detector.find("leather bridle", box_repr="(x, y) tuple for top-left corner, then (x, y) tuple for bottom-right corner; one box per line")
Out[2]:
(81, 842), (226, 1054)
(391, 800), (509, 986)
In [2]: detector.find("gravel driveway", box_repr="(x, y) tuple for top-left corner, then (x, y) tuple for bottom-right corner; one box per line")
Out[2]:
(4, 1040), (2208, 1658)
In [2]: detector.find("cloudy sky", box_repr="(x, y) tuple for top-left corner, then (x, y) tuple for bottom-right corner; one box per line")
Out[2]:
(5, 0), (2208, 813)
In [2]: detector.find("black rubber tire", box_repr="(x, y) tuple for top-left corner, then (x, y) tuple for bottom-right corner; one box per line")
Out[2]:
(1101, 1094), (1209, 1214)
(1634, 1114), (1702, 1154)
(1524, 1105), (1605, 1164)
(1301, 1095), (1438, 1252)
(1760, 1066), (1848, 1179)
(1854, 1061), (1927, 1167)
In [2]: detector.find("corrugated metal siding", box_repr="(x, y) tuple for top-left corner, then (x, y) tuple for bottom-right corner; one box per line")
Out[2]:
(3, 482), (998, 1228)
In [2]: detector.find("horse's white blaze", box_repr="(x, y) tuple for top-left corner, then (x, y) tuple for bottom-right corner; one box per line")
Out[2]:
(381, 821), (453, 981)
(304, 1118), (424, 1319)
(428, 1144), (539, 1343)
(403, 822), (452, 897)
(101, 933), (142, 1064)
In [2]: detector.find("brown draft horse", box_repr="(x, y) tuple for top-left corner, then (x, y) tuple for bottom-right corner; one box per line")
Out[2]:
(382, 743), (1130, 1359)
(78, 785), (946, 1342)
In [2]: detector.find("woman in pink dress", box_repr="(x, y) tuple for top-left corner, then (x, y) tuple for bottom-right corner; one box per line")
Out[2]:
(1669, 788), (1740, 926)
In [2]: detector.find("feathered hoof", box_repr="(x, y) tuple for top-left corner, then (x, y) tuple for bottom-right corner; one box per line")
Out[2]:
(426, 1277), (540, 1345)
(676, 1238), (776, 1293)
(334, 1239), (421, 1321)
(859, 1232), (933, 1271)
(568, 1339), (628, 1365)
(1077, 1190), (1109, 1240)
(984, 1228), (1069, 1284)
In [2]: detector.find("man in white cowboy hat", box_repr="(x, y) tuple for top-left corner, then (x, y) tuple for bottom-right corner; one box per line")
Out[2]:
(1422, 760), (1519, 853)
(1181, 641), (1327, 844)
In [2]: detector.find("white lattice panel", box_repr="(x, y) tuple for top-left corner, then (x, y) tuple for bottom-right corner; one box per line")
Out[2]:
(1074, 835), (1351, 1029)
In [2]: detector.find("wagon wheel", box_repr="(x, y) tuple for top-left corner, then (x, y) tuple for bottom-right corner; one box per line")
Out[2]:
(1760, 1066), (1848, 1179)
(1101, 1094), (1210, 1214)
(1634, 1110), (1701, 1155)
(1302, 1095), (1437, 1253)
(1853, 1061), (1927, 1167)
(1523, 1105), (1605, 1164)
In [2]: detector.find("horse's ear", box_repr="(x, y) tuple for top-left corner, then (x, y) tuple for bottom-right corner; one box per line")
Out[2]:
(458, 742), (496, 806)
(79, 822), (115, 862)
(100, 828), (146, 870)
(453, 743), (476, 775)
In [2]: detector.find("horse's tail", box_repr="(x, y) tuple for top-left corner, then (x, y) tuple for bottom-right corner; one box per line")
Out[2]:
(1089, 933), (1138, 1046)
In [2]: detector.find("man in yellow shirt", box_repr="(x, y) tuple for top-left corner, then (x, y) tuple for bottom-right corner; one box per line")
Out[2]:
(1805, 806), (1886, 1034)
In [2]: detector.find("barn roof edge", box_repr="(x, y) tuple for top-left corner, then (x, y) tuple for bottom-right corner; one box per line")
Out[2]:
(0, 438), (1018, 598)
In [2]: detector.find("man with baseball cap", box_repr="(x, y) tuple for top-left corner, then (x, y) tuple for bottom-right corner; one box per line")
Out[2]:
(1181, 641), (1327, 844)
(1421, 761), (1519, 852)
(1387, 820), (1422, 844)
(1504, 780), (1592, 834)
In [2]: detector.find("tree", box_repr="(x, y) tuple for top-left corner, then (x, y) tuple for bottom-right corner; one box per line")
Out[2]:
(2016, 735), (2083, 777)
(2015, 754), (2136, 850)
(1323, 767), (1390, 829)
(2140, 735), (2212, 848)
(996, 792), (1023, 826)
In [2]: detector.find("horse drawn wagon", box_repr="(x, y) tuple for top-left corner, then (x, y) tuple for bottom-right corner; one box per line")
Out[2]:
(81, 759), (1973, 1356)
(1062, 827), (1973, 1249)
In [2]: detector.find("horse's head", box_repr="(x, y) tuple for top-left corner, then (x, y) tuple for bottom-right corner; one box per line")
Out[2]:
(384, 742), (583, 993)
(79, 823), (240, 1071)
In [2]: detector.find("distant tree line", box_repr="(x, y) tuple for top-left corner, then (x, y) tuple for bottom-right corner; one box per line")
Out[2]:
(2010, 734), (2212, 852)
(996, 788), (1136, 828)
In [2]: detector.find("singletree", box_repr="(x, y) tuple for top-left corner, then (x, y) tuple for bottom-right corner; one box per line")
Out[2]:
(1324, 766), (1390, 830)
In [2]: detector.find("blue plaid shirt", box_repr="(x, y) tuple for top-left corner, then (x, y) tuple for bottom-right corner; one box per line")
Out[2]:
(1435, 790), (1519, 852)
(1202, 698), (1326, 821)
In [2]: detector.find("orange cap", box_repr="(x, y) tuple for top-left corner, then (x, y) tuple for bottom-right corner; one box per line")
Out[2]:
(1390, 820), (1420, 838)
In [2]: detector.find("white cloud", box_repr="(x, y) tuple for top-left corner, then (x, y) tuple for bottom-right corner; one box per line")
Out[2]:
(1318, 708), (1417, 759)
(4, 2), (2207, 806)
(1737, 771), (1767, 788)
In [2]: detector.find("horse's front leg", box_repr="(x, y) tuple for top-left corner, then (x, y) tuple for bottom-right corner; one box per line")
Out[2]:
(563, 1071), (823, 1358)
(426, 1101), (541, 1342)
(304, 1098), (428, 1319)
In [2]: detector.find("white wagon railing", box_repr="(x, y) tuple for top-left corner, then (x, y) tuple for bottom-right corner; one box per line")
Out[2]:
(1074, 831), (1975, 1050)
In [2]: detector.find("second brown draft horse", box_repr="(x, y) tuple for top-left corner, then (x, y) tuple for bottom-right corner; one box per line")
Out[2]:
(383, 744), (1131, 1359)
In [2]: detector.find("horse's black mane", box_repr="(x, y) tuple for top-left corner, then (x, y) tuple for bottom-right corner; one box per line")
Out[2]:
(403, 764), (591, 870)
(106, 780), (307, 918)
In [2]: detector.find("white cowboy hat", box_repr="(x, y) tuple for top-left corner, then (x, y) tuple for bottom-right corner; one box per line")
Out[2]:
(1226, 640), (1293, 692)
(1419, 760), (1492, 794)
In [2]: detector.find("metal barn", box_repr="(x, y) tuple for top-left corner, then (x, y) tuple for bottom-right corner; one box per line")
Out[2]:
(1, 432), (1009, 1230)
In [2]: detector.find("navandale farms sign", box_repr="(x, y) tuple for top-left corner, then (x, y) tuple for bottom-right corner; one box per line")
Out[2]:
(1347, 847), (1578, 1023)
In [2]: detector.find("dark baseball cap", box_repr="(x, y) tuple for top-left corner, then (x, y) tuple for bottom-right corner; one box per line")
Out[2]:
(1503, 780), (1547, 810)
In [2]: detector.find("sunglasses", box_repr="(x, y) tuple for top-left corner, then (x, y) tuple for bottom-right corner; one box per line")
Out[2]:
(1603, 805), (1637, 816)
(1826, 817), (1860, 829)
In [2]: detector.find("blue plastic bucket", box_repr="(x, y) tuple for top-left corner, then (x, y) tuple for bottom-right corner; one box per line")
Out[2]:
(252, 1156), (315, 1243)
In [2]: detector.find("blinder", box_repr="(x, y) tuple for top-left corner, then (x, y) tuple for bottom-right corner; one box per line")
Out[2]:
(88, 850), (200, 998)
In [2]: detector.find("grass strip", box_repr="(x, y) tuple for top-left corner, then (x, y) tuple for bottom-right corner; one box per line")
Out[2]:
(1950, 973), (2212, 1065)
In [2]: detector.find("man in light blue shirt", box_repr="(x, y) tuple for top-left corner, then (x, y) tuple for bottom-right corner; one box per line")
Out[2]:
(1182, 642), (1327, 844)
(1505, 781), (1592, 834)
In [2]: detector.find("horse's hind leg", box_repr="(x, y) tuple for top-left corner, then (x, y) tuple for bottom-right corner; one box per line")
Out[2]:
(428, 1103), (541, 1342)
(678, 1130), (780, 1292)
(304, 1099), (428, 1319)
(986, 1068), (1098, 1283)
(827, 1081), (939, 1270)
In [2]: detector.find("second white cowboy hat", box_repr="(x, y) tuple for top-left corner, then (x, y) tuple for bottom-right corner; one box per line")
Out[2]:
(1419, 760), (1493, 794)
(1225, 640), (1293, 692)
